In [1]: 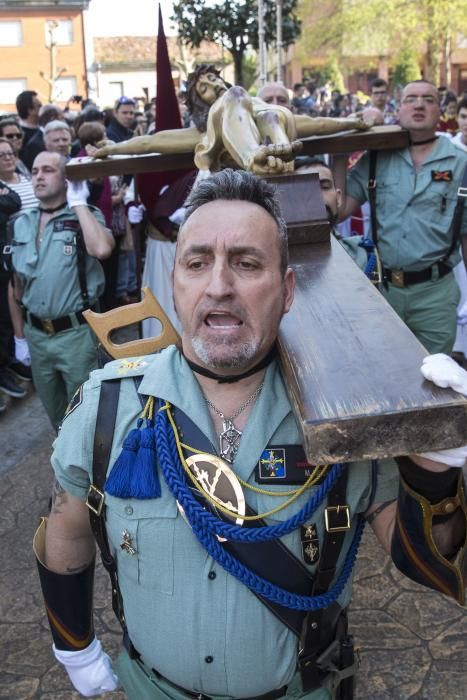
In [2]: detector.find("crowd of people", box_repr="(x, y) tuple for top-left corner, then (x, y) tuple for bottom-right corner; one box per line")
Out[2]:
(1, 72), (467, 700)
(1, 77), (467, 417)
(1, 78), (467, 420)
(287, 78), (467, 135)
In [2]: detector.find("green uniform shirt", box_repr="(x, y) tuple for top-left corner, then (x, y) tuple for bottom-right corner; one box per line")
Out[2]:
(12, 205), (108, 318)
(52, 346), (399, 698)
(347, 139), (467, 271)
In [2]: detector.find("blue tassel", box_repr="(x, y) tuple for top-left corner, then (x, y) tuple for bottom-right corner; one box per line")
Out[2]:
(105, 419), (143, 498)
(129, 421), (161, 499)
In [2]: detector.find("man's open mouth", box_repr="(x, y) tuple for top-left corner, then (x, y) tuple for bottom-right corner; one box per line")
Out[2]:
(204, 312), (243, 328)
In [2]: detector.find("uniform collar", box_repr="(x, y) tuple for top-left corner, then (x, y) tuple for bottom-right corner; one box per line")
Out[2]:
(138, 346), (293, 480)
(402, 133), (457, 166)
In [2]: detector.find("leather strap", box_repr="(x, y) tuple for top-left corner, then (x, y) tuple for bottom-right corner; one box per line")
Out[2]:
(75, 228), (90, 307)
(298, 468), (353, 692)
(87, 378), (128, 634)
(367, 150), (378, 250)
(443, 163), (467, 262)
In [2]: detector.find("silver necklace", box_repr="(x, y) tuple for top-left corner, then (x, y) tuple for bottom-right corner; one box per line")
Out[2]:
(205, 382), (264, 463)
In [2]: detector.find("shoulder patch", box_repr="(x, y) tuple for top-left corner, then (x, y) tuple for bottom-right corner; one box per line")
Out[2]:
(63, 384), (83, 421)
(99, 355), (153, 380)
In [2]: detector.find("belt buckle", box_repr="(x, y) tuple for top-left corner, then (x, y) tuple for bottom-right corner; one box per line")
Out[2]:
(391, 270), (405, 288)
(324, 505), (351, 532)
(457, 186), (467, 198)
(41, 319), (55, 335)
(86, 484), (105, 516)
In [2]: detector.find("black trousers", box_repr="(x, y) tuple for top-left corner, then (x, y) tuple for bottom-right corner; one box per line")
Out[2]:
(0, 273), (13, 369)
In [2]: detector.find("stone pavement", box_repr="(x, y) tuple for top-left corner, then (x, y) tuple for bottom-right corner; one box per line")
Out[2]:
(0, 387), (466, 700)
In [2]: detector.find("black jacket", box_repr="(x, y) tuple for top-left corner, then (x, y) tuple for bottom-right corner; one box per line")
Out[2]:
(106, 119), (133, 144)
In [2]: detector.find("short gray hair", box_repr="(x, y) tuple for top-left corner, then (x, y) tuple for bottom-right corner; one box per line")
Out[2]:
(183, 169), (288, 276)
(44, 120), (71, 136)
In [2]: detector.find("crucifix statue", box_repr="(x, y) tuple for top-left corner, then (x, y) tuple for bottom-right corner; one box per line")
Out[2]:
(67, 65), (467, 463)
(88, 64), (374, 175)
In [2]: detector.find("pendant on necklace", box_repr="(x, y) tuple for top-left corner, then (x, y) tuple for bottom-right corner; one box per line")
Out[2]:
(219, 418), (242, 463)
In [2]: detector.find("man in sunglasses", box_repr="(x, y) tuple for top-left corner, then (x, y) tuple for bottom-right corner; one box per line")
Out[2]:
(334, 79), (467, 355)
(106, 96), (137, 144)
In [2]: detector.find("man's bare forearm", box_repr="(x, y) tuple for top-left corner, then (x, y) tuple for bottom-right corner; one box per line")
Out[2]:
(45, 481), (95, 574)
(8, 279), (24, 338)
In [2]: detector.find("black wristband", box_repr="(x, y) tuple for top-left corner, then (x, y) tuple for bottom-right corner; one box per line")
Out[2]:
(396, 457), (459, 504)
(34, 518), (95, 651)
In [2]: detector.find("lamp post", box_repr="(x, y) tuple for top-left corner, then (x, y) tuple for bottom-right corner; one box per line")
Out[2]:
(258, 0), (266, 87)
(276, 0), (283, 84)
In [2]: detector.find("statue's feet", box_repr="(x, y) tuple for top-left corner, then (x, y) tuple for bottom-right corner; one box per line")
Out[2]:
(246, 140), (303, 175)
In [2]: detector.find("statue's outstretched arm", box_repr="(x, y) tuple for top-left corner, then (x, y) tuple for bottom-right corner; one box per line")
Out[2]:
(92, 126), (201, 159)
(295, 114), (371, 138)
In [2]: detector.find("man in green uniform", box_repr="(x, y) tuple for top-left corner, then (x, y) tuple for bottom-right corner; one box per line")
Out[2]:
(296, 157), (378, 274)
(34, 170), (467, 699)
(8, 151), (114, 429)
(335, 79), (467, 354)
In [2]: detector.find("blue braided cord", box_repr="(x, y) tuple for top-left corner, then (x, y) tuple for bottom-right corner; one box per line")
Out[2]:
(364, 252), (377, 278)
(155, 404), (365, 610)
(155, 406), (344, 543)
(358, 237), (375, 252)
(184, 497), (365, 610)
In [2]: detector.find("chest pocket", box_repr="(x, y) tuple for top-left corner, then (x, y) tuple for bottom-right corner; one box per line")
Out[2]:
(105, 494), (178, 595)
(373, 176), (400, 221)
(51, 231), (76, 267)
(428, 190), (457, 229)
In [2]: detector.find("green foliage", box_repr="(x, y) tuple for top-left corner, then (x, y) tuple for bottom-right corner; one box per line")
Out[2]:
(306, 59), (345, 92)
(172, 0), (301, 85)
(297, 0), (467, 85)
(392, 48), (421, 87)
(242, 53), (258, 92)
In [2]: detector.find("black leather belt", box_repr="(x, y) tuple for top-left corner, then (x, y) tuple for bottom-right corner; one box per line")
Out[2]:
(23, 306), (94, 335)
(148, 666), (287, 700)
(134, 650), (287, 700)
(383, 261), (452, 288)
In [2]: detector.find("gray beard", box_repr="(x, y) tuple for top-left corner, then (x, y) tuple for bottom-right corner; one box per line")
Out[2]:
(191, 336), (261, 370)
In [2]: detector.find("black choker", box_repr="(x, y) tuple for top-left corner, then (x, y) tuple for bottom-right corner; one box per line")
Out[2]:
(183, 346), (277, 384)
(39, 201), (67, 214)
(410, 135), (438, 146)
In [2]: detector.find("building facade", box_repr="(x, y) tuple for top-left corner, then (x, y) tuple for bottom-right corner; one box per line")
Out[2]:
(0, 0), (89, 113)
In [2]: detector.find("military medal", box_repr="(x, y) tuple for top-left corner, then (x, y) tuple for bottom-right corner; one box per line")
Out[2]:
(120, 530), (137, 555)
(177, 453), (246, 538)
(301, 523), (320, 564)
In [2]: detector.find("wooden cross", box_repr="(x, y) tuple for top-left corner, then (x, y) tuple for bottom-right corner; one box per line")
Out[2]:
(69, 126), (467, 463)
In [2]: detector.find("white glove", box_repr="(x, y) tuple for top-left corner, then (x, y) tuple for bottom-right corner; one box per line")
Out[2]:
(169, 206), (186, 227)
(457, 300), (467, 326)
(418, 353), (467, 467)
(14, 336), (31, 366)
(66, 179), (90, 208)
(416, 445), (467, 468)
(128, 203), (145, 224)
(420, 353), (467, 395)
(53, 637), (119, 697)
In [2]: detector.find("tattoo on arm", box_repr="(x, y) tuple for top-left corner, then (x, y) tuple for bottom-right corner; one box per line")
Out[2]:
(66, 562), (93, 574)
(51, 479), (68, 514)
(366, 499), (397, 525)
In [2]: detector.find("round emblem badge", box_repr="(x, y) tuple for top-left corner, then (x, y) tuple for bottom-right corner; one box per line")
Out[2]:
(177, 453), (246, 535)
